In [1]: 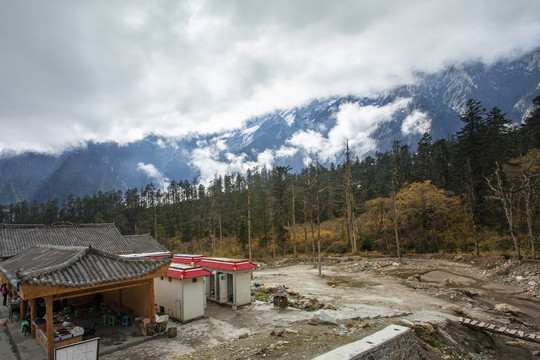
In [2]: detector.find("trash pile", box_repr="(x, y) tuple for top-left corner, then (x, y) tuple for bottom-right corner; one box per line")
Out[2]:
(252, 282), (337, 311)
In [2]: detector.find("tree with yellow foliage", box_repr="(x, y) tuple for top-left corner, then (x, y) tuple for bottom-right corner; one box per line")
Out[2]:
(396, 181), (466, 253)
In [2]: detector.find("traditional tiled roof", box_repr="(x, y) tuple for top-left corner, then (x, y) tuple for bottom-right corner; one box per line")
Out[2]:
(0, 224), (133, 258)
(123, 234), (169, 254)
(0, 245), (171, 289)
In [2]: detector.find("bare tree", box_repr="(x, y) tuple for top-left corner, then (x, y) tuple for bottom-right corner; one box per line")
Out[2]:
(487, 163), (521, 259)
(391, 181), (401, 260)
(247, 174), (253, 278)
(291, 183), (297, 258)
(315, 159), (322, 276)
(343, 141), (357, 252)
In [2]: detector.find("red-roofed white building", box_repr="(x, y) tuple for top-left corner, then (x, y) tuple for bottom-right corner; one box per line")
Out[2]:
(199, 257), (257, 310)
(154, 263), (211, 323)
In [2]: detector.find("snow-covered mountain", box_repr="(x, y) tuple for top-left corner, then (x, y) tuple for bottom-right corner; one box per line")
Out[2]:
(1, 49), (539, 204)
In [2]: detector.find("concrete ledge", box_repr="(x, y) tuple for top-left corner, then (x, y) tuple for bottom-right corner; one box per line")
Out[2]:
(312, 324), (418, 360)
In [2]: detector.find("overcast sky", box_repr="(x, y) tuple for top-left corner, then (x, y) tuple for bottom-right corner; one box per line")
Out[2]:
(1, 0), (539, 154)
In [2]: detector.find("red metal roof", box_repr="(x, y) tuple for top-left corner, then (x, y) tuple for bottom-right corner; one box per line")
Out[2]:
(172, 254), (204, 265)
(198, 257), (257, 271)
(166, 263), (211, 279)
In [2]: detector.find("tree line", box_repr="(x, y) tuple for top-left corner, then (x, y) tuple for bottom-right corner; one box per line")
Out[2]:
(1, 96), (539, 261)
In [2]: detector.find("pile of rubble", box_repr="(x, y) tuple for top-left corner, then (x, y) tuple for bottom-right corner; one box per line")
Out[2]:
(253, 282), (339, 311)
(480, 259), (540, 297)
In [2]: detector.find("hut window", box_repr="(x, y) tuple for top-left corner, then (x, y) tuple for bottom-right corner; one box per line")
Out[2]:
(192, 278), (197, 283)
(160, 276), (164, 281)
(159, 306), (165, 313)
(168, 277), (172, 282)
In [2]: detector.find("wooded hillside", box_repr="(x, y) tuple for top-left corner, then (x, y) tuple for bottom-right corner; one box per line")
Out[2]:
(2, 97), (539, 260)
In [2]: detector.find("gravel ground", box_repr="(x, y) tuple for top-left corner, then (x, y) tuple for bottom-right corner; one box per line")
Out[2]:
(102, 256), (540, 360)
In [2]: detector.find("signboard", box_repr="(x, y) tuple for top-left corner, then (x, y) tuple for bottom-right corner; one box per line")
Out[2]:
(55, 337), (100, 360)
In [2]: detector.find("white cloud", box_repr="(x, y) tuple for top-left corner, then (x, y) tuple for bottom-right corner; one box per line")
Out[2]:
(189, 137), (267, 184)
(136, 162), (170, 191)
(0, 1), (539, 153)
(188, 139), (301, 184)
(288, 99), (410, 162)
(402, 111), (432, 135)
(275, 146), (298, 158)
(288, 130), (326, 154)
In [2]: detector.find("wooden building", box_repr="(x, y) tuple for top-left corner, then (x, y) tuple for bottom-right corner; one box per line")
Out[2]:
(0, 244), (170, 359)
(0, 224), (171, 359)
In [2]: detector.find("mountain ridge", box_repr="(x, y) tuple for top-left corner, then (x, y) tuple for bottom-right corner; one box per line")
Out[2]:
(1, 49), (539, 204)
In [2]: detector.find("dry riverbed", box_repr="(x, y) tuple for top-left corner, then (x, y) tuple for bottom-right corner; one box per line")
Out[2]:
(103, 255), (540, 360)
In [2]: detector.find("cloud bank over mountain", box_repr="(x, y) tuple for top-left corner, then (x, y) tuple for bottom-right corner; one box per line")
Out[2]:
(1, 1), (539, 154)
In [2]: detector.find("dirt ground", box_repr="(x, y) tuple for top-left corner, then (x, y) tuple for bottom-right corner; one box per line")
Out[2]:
(102, 255), (540, 360)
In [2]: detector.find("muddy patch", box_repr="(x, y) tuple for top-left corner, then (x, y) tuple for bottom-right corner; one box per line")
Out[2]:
(391, 270), (430, 280)
(421, 270), (477, 285)
(326, 277), (366, 288)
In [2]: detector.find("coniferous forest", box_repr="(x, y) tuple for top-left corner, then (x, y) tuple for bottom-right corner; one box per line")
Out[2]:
(2, 97), (540, 260)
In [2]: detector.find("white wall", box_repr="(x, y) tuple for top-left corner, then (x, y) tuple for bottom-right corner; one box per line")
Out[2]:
(235, 270), (252, 306)
(154, 276), (206, 323)
(154, 276), (181, 320)
(181, 277), (205, 322)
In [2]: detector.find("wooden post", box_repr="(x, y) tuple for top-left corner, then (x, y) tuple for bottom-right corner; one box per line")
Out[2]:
(20, 299), (26, 321)
(29, 298), (37, 336)
(45, 295), (54, 360)
(149, 279), (156, 320)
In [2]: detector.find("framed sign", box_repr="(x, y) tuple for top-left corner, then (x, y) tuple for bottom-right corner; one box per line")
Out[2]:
(55, 337), (100, 360)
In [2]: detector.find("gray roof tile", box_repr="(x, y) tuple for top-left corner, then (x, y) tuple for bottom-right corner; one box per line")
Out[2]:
(123, 234), (169, 253)
(0, 224), (133, 258)
(0, 245), (171, 289)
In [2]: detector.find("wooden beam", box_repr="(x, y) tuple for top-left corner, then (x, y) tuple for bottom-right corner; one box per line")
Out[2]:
(52, 281), (146, 301)
(45, 296), (53, 360)
(149, 279), (156, 320)
(19, 266), (168, 300)
(20, 300), (26, 321)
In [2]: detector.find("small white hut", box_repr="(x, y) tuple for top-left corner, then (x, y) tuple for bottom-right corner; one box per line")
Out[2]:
(153, 262), (211, 323)
(198, 257), (257, 310)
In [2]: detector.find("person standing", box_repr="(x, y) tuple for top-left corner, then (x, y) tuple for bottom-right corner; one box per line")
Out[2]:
(1, 283), (8, 306)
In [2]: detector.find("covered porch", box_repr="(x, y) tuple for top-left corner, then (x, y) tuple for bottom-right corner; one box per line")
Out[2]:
(0, 245), (170, 359)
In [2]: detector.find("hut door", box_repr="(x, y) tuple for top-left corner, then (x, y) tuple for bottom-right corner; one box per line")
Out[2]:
(218, 274), (228, 303)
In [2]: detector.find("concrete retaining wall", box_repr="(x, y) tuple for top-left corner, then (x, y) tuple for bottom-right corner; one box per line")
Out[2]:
(312, 324), (421, 360)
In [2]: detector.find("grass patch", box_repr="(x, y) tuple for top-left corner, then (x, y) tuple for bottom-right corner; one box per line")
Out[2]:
(254, 290), (271, 302)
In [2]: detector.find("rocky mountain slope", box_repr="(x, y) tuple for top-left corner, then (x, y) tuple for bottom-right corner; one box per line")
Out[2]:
(1, 49), (539, 204)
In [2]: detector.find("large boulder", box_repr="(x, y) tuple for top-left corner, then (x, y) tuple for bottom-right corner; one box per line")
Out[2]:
(311, 310), (338, 325)
(494, 303), (525, 316)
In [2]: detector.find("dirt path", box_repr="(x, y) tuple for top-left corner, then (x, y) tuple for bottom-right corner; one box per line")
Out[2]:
(101, 256), (540, 359)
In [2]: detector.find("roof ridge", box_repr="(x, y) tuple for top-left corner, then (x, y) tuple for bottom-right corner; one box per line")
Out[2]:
(0, 223), (115, 228)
